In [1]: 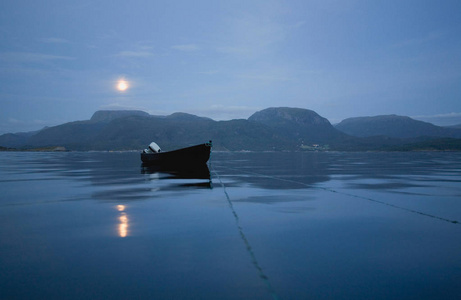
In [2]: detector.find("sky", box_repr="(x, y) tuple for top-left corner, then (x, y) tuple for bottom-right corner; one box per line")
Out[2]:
(1, 0), (461, 134)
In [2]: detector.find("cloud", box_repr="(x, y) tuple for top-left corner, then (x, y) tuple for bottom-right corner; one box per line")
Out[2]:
(171, 44), (200, 51)
(39, 37), (70, 44)
(216, 12), (287, 57)
(291, 21), (306, 29)
(411, 112), (461, 126)
(0, 117), (52, 134)
(197, 70), (219, 75)
(237, 72), (293, 82)
(99, 103), (147, 111)
(115, 50), (154, 58)
(412, 112), (461, 119)
(7, 117), (48, 125)
(392, 31), (445, 48)
(0, 52), (76, 63)
(7, 117), (22, 124)
(216, 46), (251, 55)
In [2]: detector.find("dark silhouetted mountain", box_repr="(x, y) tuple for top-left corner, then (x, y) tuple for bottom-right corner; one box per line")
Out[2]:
(25, 120), (107, 150)
(0, 129), (45, 148)
(166, 112), (213, 122)
(0, 110), (295, 151)
(2, 108), (461, 151)
(248, 107), (349, 144)
(90, 110), (150, 123)
(0, 133), (29, 148)
(87, 115), (294, 151)
(208, 119), (296, 151)
(335, 115), (461, 139)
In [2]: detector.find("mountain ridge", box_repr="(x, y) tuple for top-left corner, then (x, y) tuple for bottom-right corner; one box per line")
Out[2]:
(2, 108), (461, 151)
(90, 110), (150, 123)
(335, 114), (461, 139)
(248, 107), (348, 144)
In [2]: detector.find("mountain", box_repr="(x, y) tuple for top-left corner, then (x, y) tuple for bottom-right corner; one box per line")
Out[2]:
(166, 112), (213, 122)
(2, 108), (461, 151)
(21, 111), (215, 151)
(0, 133), (29, 148)
(0, 129), (45, 148)
(0, 109), (297, 151)
(335, 115), (461, 139)
(248, 107), (349, 145)
(84, 113), (293, 151)
(89, 110), (150, 123)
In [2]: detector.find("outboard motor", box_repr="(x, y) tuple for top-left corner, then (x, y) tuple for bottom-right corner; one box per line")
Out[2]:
(143, 142), (161, 154)
(148, 142), (161, 153)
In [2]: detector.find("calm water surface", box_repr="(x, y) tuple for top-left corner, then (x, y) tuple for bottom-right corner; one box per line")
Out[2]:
(1, 151), (461, 299)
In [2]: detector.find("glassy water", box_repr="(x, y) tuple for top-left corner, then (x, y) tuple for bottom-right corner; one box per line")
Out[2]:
(1, 151), (460, 299)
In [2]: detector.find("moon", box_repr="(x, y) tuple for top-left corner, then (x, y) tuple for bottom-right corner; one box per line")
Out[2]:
(117, 79), (129, 91)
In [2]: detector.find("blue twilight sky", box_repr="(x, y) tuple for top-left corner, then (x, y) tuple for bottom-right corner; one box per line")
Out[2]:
(1, 0), (461, 134)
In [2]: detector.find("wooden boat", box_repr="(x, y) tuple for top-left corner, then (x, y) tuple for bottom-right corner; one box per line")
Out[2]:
(141, 141), (212, 167)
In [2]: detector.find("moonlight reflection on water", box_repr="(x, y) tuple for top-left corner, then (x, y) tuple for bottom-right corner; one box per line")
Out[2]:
(116, 205), (129, 238)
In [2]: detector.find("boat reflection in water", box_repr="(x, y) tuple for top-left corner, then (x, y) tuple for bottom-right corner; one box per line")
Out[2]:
(141, 163), (212, 189)
(116, 205), (129, 238)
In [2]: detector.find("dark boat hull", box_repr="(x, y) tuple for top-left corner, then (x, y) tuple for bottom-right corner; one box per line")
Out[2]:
(140, 142), (212, 167)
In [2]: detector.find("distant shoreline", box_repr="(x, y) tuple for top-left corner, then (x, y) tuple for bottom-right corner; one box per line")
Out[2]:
(2, 147), (461, 153)
(0, 146), (68, 152)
